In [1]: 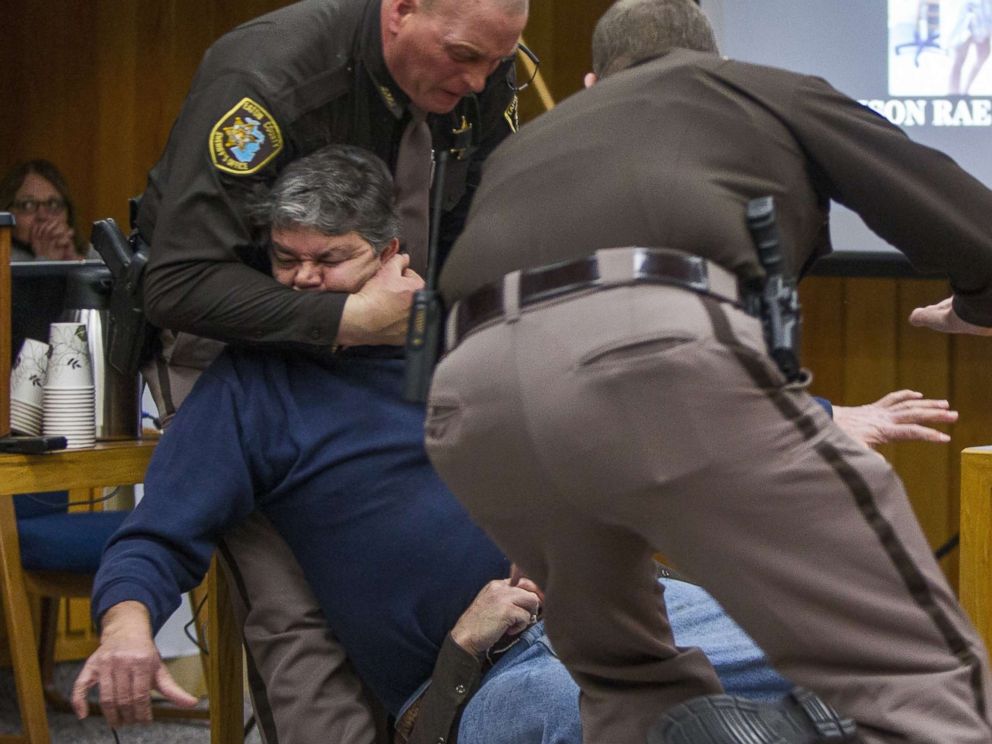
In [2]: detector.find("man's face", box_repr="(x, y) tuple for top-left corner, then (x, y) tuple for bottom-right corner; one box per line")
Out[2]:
(382, 0), (527, 114)
(269, 227), (398, 293)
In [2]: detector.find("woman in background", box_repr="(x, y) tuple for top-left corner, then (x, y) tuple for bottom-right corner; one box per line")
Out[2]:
(1, 159), (87, 261)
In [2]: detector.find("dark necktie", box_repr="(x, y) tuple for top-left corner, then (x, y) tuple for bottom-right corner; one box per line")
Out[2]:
(394, 106), (433, 276)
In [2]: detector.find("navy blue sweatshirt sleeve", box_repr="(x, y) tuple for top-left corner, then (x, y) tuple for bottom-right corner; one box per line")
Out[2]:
(91, 365), (258, 632)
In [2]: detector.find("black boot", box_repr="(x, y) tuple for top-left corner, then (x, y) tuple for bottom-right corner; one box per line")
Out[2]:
(647, 688), (860, 744)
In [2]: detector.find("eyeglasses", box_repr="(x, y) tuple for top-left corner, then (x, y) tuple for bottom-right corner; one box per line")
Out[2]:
(10, 198), (67, 215)
(509, 42), (541, 92)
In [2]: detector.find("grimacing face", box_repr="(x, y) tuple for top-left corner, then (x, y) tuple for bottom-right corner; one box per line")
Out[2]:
(269, 227), (399, 293)
(382, 0), (527, 114)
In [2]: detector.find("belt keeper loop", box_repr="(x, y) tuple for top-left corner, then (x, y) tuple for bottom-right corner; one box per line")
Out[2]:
(502, 270), (522, 323)
(594, 247), (638, 285)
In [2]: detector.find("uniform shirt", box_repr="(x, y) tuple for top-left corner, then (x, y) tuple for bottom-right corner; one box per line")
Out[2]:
(91, 349), (509, 718)
(138, 0), (517, 349)
(440, 49), (992, 326)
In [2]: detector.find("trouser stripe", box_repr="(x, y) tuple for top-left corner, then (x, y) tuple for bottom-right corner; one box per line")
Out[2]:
(701, 296), (987, 720)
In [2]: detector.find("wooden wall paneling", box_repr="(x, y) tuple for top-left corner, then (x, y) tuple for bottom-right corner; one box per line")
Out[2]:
(843, 279), (899, 461)
(0, 4), (24, 169)
(11, 3), (101, 237)
(549, 0), (613, 97)
(799, 277), (847, 405)
(93, 1), (142, 230)
(895, 280), (956, 578)
(893, 280), (967, 589)
(517, 0), (614, 122)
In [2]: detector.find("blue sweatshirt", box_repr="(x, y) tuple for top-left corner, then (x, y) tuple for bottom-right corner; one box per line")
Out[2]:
(92, 349), (509, 715)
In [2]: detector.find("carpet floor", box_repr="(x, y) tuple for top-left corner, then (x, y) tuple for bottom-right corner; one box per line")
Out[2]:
(0, 662), (261, 744)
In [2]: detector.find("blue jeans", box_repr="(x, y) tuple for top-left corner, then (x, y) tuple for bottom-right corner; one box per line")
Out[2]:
(457, 578), (792, 744)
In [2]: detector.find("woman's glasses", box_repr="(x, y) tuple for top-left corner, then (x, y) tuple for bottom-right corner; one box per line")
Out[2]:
(10, 198), (67, 215)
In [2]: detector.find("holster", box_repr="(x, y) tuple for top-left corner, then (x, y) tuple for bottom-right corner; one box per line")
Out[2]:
(89, 218), (158, 377)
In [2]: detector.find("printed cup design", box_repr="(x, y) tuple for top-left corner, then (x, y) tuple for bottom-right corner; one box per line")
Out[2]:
(10, 338), (50, 407)
(45, 323), (94, 389)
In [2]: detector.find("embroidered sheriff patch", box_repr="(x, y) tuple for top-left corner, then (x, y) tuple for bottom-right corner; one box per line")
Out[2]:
(209, 97), (284, 175)
(504, 95), (519, 133)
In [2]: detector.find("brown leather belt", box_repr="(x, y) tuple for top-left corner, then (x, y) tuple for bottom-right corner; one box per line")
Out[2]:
(447, 247), (742, 350)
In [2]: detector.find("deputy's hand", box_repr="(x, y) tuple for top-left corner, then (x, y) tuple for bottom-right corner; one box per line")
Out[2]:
(450, 579), (542, 657)
(909, 296), (992, 336)
(832, 390), (957, 448)
(338, 253), (425, 346)
(29, 217), (77, 260)
(71, 601), (198, 726)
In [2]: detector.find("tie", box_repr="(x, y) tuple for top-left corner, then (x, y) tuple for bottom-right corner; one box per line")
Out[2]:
(394, 106), (433, 276)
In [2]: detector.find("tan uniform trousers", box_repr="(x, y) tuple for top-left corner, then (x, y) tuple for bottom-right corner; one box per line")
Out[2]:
(145, 330), (386, 744)
(424, 280), (992, 744)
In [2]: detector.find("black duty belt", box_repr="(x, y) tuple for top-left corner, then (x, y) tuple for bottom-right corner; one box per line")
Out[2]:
(447, 247), (741, 350)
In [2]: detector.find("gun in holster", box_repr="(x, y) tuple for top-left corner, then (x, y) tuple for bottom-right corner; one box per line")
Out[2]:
(90, 216), (156, 377)
(744, 196), (803, 382)
(404, 103), (482, 402)
(404, 149), (452, 403)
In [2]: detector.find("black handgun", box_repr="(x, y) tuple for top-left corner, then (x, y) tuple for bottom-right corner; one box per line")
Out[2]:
(745, 197), (802, 382)
(90, 218), (153, 377)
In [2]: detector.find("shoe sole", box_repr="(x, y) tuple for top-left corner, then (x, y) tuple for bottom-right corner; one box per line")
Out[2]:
(648, 688), (859, 744)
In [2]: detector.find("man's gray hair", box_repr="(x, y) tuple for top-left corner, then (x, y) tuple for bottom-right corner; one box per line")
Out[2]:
(591, 0), (718, 79)
(251, 144), (400, 254)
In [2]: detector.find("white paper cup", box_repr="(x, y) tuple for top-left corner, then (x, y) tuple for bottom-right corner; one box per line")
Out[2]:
(45, 323), (94, 389)
(10, 338), (50, 407)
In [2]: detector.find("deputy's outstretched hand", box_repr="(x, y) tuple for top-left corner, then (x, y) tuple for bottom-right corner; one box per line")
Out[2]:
(339, 253), (425, 346)
(909, 296), (992, 336)
(71, 601), (198, 727)
(833, 390), (957, 448)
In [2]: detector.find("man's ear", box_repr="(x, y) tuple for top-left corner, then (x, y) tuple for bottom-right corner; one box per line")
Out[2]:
(385, 0), (419, 33)
(583, 72), (598, 89)
(380, 238), (401, 262)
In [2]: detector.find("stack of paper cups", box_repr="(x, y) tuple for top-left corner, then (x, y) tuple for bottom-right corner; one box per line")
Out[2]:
(43, 322), (96, 449)
(9, 338), (49, 436)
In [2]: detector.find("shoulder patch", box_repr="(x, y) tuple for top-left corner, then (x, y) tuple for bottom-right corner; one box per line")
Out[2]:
(503, 95), (519, 133)
(209, 97), (284, 175)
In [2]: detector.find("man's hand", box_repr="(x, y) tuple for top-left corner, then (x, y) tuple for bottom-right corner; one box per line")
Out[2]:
(909, 296), (992, 336)
(338, 253), (425, 346)
(450, 578), (542, 657)
(71, 601), (199, 726)
(832, 390), (958, 448)
(29, 217), (78, 260)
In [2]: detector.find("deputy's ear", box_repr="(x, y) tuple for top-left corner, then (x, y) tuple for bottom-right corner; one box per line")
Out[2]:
(385, 0), (419, 33)
(380, 238), (401, 262)
(583, 72), (598, 89)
